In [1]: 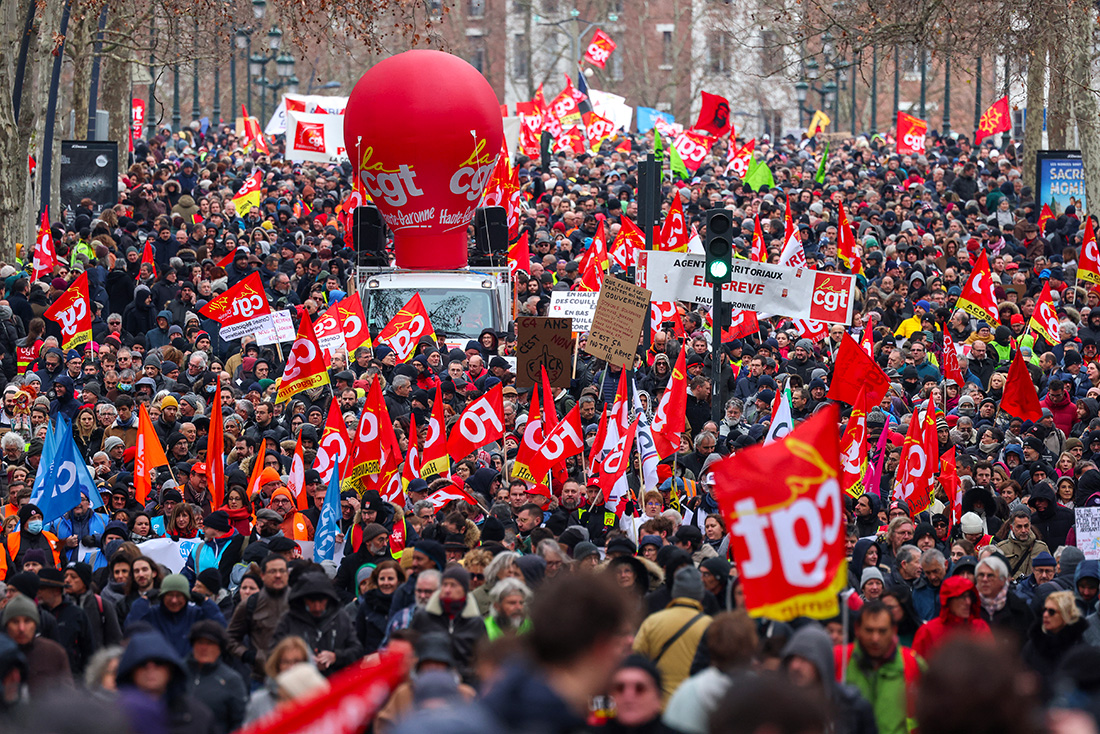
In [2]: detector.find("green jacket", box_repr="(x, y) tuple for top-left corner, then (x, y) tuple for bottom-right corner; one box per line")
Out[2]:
(835, 643), (924, 734)
(484, 614), (532, 641)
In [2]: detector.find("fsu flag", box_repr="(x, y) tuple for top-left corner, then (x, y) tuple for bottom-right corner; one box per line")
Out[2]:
(508, 231), (531, 278)
(206, 377), (225, 508)
(276, 311), (330, 403)
(375, 293), (437, 362)
(651, 348), (687, 458)
(33, 209), (56, 282)
(838, 388), (869, 498)
(447, 384), (504, 461)
(1029, 281), (1061, 345)
(711, 405), (846, 621)
(583, 28), (616, 67)
(976, 95), (1011, 143)
(43, 272), (93, 350)
(1002, 349), (1043, 422)
(726, 139), (755, 178)
(893, 403), (938, 516)
(335, 296), (373, 354)
(199, 272), (272, 340)
(134, 403), (171, 505)
(1078, 217), (1100, 285)
(658, 195), (689, 252)
(896, 112), (928, 155)
(826, 334), (891, 407)
(694, 91), (732, 137)
(956, 251), (1000, 324)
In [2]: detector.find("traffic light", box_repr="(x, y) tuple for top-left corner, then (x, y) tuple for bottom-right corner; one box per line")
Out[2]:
(704, 208), (734, 285)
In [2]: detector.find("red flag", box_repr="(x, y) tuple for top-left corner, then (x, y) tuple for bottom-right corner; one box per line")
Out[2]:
(576, 244), (604, 292)
(836, 200), (862, 275)
(426, 484), (482, 511)
(526, 405), (585, 482)
(658, 195), (688, 252)
(288, 432), (307, 510)
(942, 324), (964, 388)
(511, 384), (547, 485)
(420, 385), (450, 479)
(826, 333), (890, 407)
(1079, 216), (1100, 286)
(651, 348), (687, 458)
(246, 438), (268, 500)
(33, 209), (56, 282)
(43, 272), (92, 350)
(199, 272), (272, 334)
(893, 403), (938, 516)
(975, 95), (1011, 143)
(276, 311), (330, 403)
(206, 377), (225, 508)
(388, 519), (407, 557)
(749, 213), (767, 262)
(594, 418), (638, 503)
(1001, 349), (1042, 422)
(723, 309), (759, 342)
(344, 380), (385, 493)
(941, 447), (962, 528)
(896, 112), (928, 155)
(612, 216), (645, 270)
(313, 399), (351, 484)
(376, 293), (437, 363)
(241, 104), (269, 154)
(447, 384), (505, 461)
(779, 197), (806, 268)
(956, 251), (1000, 324)
(1029, 281), (1061, 345)
(335, 296), (372, 354)
(1038, 204), (1054, 238)
(693, 91), (731, 137)
(583, 28), (616, 67)
(313, 305), (345, 368)
(508, 231), (531, 278)
(838, 388), (869, 498)
(726, 139), (755, 178)
(711, 405), (845, 621)
(216, 248), (239, 269)
(139, 238), (156, 280)
(400, 413), (421, 491)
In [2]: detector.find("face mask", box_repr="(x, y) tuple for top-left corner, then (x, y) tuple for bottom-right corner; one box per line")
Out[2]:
(26, 519), (42, 534)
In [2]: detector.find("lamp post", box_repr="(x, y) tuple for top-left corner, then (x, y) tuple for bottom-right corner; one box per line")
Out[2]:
(974, 56), (982, 134)
(941, 57), (951, 137)
(173, 64), (181, 130)
(794, 81), (809, 127)
(192, 18), (200, 122)
(893, 45), (900, 118)
(251, 26), (283, 123)
(871, 46), (878, 132)
(258, 54), (297, 122)
(919, 48), (927, 119)
(1002, 55), (1010, 149)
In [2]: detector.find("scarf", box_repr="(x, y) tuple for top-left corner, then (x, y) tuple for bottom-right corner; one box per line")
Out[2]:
(980, 583), (1009, 616)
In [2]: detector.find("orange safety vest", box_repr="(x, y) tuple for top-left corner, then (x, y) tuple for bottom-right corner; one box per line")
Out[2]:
(280, 512), (314, 541)
(7, 531), (61, 570)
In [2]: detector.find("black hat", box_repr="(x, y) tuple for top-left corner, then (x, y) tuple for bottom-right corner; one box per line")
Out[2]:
(203, 510), (231, 533)
(37, 567), (66, 589)
(196, 568), (223, 595)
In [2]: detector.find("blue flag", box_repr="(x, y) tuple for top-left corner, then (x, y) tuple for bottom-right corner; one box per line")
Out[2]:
(576, 68), (593, 115)
(314, 461), (341, 563)
(33, 415), (93, 525)
(637, 107), (675, 134)
(30, 417), (61, 511)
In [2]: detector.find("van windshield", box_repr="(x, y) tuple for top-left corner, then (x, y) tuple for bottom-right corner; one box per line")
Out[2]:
(364, 289), (496, 342)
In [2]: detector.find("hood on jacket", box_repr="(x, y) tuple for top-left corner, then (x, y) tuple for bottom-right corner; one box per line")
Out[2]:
(781, 625), (836, 696)
(464, 467), (500, 503)
(117, 630), (185, 684)
(287, 572), (341, 616)
(851, 538), (882, 572)
(1028, 481), (1059, 517)
(961, 486), (996, 516)
(1074, 560), (1100, 586)
(937, 576), (981, 620)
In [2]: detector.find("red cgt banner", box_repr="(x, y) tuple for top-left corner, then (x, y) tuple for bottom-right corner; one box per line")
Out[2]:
(711, 405), (847, 621)
(896, 111), (927, 156)
(236, 651), (408, 734)
(583, 29), (617, 68)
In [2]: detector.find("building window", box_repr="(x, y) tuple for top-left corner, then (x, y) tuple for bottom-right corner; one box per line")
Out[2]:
(513, 34), (528, 77)
(760, 30), (782, 76)
(661, 30), (674, 68)
(468, 0), (485, 18)
(899, 45), (922, 81)
(427, 0), (443, 16)
(471, 39), (486, 73)
(708, 31), (731, 75)
(762, 109), (782, 139)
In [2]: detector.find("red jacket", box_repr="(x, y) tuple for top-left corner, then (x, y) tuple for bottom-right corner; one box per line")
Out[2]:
(912, 576), (991, 659)
(1039, 391), (1076, 436)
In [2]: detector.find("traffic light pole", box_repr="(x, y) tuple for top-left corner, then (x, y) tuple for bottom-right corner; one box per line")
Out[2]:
(711, 281), (723, 425)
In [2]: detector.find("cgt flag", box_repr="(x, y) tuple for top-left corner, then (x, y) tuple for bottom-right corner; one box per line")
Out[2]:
(376, 293), (437, 363)
(276, 311), (330, 403)
(896, 112), (928, 155)
(233, 170), (263, 216)
(1029, 281), (1061, 345)
(335, 296), (373, 354)
(1078, 216), (1100, 285)
(583, 29), (616, 68)
(43, 272), (92, 350)
(711, 405), (846, 621)
(447, 384), (505, 461)
(33, 209), (56, 282)
(199, 272), (272, 340)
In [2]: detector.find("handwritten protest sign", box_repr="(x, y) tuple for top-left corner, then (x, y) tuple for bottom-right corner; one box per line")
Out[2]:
(585, 277), (651, 368)
(516, 317), (573, 388)
(548, 291), (599, 331)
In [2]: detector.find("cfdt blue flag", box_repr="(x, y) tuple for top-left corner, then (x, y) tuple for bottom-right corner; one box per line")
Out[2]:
(314, 461), (341, 563)
(34, 415), (93, 524)
(30, 416), (61, 512)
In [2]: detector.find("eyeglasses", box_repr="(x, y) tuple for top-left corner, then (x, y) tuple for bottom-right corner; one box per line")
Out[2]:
(1043, 607), (1060, 616)
(469, 573), (485, 582)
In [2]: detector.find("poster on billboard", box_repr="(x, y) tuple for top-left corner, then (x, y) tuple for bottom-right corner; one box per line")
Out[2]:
(1036, 150), (1086, 217)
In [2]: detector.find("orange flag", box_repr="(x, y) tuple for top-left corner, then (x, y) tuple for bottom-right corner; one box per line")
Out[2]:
(206, 377), (225, 508)
(1001, 349), (1042, 422)
(836, 200), (862, 275)
(246, 438), (269, 499)
(658, 195), (688, 252)
(135, 404), (171, 505)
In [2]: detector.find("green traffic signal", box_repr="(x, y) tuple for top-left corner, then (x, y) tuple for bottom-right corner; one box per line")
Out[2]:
(708, 259), (729, 280)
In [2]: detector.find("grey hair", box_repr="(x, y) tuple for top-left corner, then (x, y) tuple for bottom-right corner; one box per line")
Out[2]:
(391, 375), (412, 390)
(1, 432), (24, 451)
(694, 431), (717, 450)
(484, 550), (521, 589)
(412, 499), (435, 515)
(896, 545), (922, 566)
(490, 577), (532, 605)
(920, 549), (946, 568)
(84, 645), (124, 689)
(976, 555), (1009, 580)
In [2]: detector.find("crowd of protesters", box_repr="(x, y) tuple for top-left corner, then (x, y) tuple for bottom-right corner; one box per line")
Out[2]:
(0, 116), (1096, 734)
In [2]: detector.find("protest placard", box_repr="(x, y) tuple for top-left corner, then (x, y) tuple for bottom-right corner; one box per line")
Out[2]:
(585, 277), (651, 367)
(548, 291), (600, 331)
(516, 317), (574, 388)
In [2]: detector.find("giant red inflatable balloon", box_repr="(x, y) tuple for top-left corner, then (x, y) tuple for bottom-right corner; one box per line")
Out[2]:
(343, 50), (503, 270)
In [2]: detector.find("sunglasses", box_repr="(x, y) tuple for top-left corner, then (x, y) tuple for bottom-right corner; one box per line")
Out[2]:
(1043, 607), (1060, 615)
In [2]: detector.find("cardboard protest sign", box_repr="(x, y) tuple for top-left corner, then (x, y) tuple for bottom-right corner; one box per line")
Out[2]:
(585, 277), (651, 368)
(548, 291), (600, 331)
(516, 317), (573, 388)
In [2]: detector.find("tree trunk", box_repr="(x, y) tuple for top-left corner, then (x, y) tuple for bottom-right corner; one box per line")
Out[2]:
(68, 9), (94, 141)
(1067, 0), (1100, 215)
(1047, 32), (1070, 149)
(101, 10), (131, 168)
(1021, 44), (1045, 189)
(0, 0), (42, 265)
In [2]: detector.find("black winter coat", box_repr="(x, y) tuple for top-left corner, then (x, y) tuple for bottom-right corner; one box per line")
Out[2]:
(355, 588), (394, 654)
(410, 591), (486, 683)
(185, 657), (248, 734)
(271, 574), (363, 675)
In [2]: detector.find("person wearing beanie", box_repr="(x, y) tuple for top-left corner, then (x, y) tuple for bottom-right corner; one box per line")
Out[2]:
(63, 560), (123, 649)
(125, 572), (226, 659)
(11, 503), (60, 571)
(959, 512), (994, 550)
(3, 592), (72, 695)
(186, 619), (248, 733)
(573, 541), (602, 570)
(607, 653), (667, 733)
(1017, 551), (1058, 605)
(181, 510), (245, 590)
(861, 567), (885, 600)
(633, 566), (713, 702)
(410, 563), (486, 683)
(268, 486), (315, 542)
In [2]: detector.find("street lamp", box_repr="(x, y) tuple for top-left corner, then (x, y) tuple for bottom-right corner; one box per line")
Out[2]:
(258, 54), (296, 119)
(794, 81), (809, 127)
(250, 27), (285, 122)
(252, 0), (266, 19)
